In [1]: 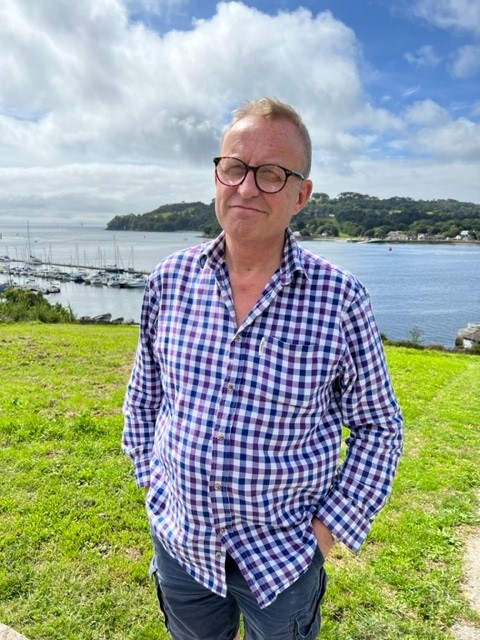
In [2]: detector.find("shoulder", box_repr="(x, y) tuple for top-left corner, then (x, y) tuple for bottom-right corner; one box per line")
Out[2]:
(297, 243), (367, 302)
(150, 241), (209, 281)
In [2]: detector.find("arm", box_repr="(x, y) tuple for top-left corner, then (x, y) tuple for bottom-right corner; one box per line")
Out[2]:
(122, 282), (163, 487)
(315, 287), (404, 552)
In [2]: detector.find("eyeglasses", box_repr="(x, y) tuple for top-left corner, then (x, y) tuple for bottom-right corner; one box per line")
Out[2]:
(213, 156), (305, 194)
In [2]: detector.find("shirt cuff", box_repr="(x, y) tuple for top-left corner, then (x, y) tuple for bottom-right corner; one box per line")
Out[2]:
(132, 456), (151, 488)
(315, 491), (372, 552)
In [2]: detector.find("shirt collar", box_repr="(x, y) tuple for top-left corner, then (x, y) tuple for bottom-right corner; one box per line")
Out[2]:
(199, 231), (226, 269)
(199, 228), (308, 283)
(283, 228), (309, 284)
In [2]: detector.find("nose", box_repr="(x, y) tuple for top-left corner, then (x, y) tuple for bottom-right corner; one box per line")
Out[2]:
(236, 167), (260, 197)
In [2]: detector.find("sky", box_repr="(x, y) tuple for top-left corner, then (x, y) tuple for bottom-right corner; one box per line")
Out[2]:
(1, 0), (479, 225)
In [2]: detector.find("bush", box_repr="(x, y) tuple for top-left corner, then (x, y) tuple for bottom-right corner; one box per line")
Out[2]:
(0, 287), (76, 323)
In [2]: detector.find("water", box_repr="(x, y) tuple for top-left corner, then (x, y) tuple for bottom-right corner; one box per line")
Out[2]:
(1, 222), (479, 347)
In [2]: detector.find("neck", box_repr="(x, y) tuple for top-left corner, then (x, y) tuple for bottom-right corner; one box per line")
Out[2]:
(224, 233), (285, 276)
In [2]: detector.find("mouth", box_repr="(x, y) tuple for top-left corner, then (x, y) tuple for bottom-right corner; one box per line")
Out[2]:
(229, 203), (265, 215)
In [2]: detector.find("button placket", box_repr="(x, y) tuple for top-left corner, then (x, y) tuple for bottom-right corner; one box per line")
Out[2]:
(209, 329), (246, 544)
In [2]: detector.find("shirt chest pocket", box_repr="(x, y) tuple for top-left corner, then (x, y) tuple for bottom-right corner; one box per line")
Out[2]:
(251, 337), (340, 408)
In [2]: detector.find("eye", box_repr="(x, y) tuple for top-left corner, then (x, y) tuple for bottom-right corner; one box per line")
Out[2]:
(257, 165), (284, 183)
(225, 162), (246, 178)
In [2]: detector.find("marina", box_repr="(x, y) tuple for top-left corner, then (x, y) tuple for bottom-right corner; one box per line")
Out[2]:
(0, 259), (148, 294)
(0, 222), (152, 297)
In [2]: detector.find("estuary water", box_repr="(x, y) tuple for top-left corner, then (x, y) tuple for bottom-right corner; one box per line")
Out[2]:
(1, 222), (479, 348)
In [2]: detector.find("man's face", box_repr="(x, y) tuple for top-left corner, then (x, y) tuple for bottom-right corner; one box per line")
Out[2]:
(214, 115), (313, 249)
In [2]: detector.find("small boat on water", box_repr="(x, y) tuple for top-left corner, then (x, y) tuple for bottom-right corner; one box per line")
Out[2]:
(107, 274), (129, 288)
(45, 283), (61, 294)
(124, 274), (148, 288)
(106, 273), (147, 288)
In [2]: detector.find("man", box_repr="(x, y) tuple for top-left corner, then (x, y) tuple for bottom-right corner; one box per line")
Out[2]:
(123, 97), (403, 640)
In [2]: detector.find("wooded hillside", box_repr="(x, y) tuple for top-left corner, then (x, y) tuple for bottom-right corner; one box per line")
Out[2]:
(106, 193), (480, 239)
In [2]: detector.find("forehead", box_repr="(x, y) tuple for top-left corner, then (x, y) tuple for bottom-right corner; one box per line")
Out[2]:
(221, 115), (305, 165)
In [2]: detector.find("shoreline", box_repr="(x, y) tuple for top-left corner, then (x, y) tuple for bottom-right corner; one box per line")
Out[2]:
(296, 235), (480, 245)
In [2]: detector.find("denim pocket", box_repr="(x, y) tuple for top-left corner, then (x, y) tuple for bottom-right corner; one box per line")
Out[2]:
(294, 564), (328, 639)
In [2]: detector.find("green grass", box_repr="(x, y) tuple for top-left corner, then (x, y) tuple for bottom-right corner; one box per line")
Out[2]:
(0, 325), (479, 639)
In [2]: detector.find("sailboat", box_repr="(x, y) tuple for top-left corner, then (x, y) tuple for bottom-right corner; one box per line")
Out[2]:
(26, 222), (42, 265)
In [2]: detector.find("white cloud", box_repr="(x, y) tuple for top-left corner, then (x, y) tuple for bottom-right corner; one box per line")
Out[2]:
(0, 163), (215, 224)
(402, 86), (421, 98)
(325, 156), (480, 203)
(450, 44), (480, 78)
(415, 118), (480, 160)
(126, 0), (185, 14)
(404, 45), (441, 67)
(411, 0), (480, 37)
(395, 99), (480, 162)
(404, 99), (450, 126)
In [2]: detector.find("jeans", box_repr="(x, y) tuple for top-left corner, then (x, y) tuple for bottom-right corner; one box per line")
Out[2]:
(150, 533), (327, 640)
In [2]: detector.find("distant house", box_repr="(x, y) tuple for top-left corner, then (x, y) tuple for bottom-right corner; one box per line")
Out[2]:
(455, 230), (474, 241)
(456, 323), (480, 350)
(386, 230), (410, 242)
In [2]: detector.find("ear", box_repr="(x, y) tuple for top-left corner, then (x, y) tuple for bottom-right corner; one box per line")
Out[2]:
(293, 179), (313, 215)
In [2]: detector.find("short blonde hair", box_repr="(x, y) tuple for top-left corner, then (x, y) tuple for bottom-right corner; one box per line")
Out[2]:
(224, 97), (312, 177)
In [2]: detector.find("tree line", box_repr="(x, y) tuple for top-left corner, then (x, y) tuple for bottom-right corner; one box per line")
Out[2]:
(106, 193), (480, 240)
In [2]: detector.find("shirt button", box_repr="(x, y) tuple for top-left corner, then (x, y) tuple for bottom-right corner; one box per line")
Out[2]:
(215, 550), (224, 558)
(219, 528), (226, 534)
(234, 335), (242, 342)
(214, 482), (222, 490)
(216, 432), (225, 441)
(226, 383), (234, 391)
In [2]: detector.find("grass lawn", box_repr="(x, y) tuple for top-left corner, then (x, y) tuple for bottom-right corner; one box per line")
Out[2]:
(0, 324), (479, 639)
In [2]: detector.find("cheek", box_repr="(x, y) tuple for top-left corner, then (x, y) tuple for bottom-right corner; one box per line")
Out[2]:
(215, 183), (236, 205)
(214, 187), (230, 218)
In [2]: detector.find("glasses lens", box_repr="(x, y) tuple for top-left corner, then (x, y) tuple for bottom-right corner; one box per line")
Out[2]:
(216, 158), (247, 186)
(214, 158), (289, 193)
(256, 165), (287, 193)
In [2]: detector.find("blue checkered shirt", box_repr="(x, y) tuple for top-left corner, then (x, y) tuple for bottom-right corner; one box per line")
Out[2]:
(123, 229), (403, 608)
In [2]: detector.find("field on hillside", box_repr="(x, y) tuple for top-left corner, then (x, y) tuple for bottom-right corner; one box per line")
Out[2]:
(0, 324), (479, 639)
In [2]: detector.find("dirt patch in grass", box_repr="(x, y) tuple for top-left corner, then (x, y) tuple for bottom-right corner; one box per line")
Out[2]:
(452, 491), (480, 639)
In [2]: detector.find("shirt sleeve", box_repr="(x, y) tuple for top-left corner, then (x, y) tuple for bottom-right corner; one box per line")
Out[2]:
(122, 280), (163, 487)
(315, 286), (404, 551)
